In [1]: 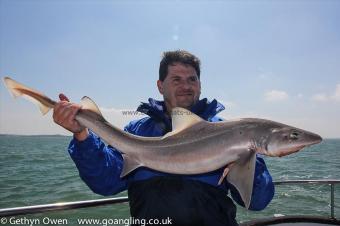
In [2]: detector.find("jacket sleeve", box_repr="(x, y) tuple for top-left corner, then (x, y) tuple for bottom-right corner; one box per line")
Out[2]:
(68, 130), (128, 196)
(229, 155), (275, 211)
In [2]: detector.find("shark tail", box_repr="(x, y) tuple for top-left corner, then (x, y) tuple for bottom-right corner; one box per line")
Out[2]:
(3, 77), (56, 115)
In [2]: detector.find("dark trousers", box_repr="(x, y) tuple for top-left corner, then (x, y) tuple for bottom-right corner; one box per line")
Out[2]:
(128, 177), (239, 226)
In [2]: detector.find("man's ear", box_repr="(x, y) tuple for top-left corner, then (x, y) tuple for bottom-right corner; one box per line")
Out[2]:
(157, 80), (164, 95)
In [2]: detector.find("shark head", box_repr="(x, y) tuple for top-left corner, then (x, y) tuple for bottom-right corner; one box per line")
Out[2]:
(264, 124), (322, 157)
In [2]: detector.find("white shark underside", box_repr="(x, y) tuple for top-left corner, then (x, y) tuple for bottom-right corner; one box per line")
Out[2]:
(3, 77), (322, 209)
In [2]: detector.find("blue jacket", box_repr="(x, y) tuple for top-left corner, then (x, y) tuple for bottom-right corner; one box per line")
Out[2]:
(68, 98), (274, 211)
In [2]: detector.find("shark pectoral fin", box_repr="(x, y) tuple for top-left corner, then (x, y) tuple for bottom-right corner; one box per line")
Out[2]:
(227, 152), (256, 209)
(120, 154), (143, 178)
(80, 96), (104, 117)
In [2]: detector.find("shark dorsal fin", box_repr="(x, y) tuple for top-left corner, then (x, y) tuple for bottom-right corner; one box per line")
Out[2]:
(171, 107), (203, 133)
(80, 96), (103, 117)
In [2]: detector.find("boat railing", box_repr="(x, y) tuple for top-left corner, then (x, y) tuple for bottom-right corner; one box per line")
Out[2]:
(0, 179), (339, 218)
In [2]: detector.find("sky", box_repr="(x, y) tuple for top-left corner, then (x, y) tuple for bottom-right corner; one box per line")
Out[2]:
(0, 0), (339, 138)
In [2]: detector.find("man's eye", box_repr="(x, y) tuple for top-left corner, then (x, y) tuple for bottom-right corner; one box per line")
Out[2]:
(190, 76), (198, 82)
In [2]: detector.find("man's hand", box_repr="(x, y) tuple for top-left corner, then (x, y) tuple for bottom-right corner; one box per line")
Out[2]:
(53, 93), (89, 141)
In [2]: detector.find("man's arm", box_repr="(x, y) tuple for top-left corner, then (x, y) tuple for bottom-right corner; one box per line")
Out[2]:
(229, 155), (275, 211)
(68, 130), (128, 195)
(53, 93), (128, 195)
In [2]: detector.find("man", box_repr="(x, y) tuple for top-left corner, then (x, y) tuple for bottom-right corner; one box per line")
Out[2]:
(53, 50), (274, 226)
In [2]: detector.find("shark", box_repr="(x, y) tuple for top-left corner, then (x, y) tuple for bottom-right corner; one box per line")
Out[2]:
(3, 76), (322, 209)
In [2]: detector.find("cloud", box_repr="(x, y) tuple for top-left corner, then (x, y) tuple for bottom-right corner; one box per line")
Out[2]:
(311, 83), (340, 102)
(264, 90), (289, 102)
(331, 84), (340, 102)
(312, 93), (328, 102)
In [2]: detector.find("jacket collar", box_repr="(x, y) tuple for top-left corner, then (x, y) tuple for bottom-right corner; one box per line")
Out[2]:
(137, 98), (225, 128)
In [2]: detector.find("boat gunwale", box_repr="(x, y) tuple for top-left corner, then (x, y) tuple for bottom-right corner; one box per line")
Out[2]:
(239, 215), (340, 226)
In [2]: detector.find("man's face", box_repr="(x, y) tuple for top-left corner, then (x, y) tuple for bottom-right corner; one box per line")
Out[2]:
(157, 62), (201, 111)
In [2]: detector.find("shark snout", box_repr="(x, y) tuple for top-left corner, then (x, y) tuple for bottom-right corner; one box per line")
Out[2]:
(308, 134), (322, 146)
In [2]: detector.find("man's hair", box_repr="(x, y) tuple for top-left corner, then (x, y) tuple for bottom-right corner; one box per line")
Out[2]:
(159, 50), (201, 81)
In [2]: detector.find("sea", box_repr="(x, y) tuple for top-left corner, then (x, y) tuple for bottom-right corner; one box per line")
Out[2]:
(0, 135), (339, 226)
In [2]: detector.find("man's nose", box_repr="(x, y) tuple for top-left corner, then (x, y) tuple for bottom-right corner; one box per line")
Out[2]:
(179, 79), (192, 90)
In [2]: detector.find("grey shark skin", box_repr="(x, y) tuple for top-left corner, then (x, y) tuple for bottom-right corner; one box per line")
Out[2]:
(3, 77), (322, 209)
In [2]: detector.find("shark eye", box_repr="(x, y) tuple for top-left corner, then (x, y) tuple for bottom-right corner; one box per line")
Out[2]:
(290, 131), (299, 140)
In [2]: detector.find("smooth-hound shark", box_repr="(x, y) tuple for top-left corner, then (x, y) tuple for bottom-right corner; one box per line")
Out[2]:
(3, 77), (322, 209)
